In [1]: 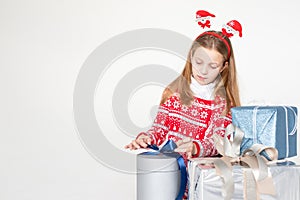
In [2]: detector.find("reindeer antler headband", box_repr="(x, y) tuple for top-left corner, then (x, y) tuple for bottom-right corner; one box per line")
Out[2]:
(195, 10), (243, 59)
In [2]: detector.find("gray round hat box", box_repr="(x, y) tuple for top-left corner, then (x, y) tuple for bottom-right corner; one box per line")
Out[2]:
(137, 153), (181, 200)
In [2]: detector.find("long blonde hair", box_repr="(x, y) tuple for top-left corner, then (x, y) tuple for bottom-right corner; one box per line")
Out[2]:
(160, 31), (240, 114)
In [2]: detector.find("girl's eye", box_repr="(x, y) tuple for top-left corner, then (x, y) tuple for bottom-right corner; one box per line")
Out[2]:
(210, 64), (218, 69)
(195, 60), (202, 65)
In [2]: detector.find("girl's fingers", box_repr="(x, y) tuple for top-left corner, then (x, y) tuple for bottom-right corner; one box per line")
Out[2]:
(126, 137), (194, 158)
(176, 139), (183, 147)
(174, 148), (187, 152)
(124, 135), (152, 150)
(125, 143), (135, 150)
(138, 139), (148, 148)
(176, 137), (192, 147)
(175, 140), (194, 155)
(182, 137), (192, 143)
(146, 138), (152, 145)
(132, 140), (141, 149)
(187, 152), (192, 159)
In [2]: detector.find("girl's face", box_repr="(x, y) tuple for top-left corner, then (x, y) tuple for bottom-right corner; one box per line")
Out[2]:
(191, 47), (227, 85)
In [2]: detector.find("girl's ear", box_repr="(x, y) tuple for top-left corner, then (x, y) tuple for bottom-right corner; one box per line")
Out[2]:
(220, 61), (229, 72)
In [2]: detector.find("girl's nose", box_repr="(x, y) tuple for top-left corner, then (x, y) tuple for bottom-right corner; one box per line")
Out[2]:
(199, 65), (208, 75)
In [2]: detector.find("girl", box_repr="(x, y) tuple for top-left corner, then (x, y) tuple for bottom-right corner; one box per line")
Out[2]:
(125, 30), (240, 160)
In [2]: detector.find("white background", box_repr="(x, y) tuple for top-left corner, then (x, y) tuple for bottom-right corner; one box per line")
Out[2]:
(1, 0), (300, 199)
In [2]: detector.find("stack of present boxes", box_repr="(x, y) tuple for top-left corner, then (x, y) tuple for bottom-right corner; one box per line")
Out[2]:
(188, 106), (300, 200)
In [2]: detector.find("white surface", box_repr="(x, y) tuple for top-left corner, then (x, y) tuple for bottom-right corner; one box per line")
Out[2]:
(1, 0), (300, 199)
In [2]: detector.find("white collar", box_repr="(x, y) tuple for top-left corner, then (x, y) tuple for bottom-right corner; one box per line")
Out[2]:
(190, 77), (215, 100)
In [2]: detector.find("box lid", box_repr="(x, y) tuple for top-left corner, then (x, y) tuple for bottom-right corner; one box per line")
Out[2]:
(137, 153), (179, 172)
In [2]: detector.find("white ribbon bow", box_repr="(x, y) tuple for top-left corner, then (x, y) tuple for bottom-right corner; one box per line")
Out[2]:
(189, 124), (279, 200)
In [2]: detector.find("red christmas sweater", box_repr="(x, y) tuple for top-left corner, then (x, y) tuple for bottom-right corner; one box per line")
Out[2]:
(144, 93), (232, 157)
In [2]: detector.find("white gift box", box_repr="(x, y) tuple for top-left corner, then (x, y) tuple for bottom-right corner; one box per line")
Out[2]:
(188, 160), (300, 200)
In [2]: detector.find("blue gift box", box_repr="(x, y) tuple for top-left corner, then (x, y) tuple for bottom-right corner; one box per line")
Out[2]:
(231, 106), (298, 159)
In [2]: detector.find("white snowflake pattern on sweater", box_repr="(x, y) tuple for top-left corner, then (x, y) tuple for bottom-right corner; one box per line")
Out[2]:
(145, 93), (232, 157)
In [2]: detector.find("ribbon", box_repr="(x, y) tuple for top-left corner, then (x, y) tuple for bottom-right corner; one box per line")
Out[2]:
(281, 106), (297, 158)
(143, 140), (187, 200)
(188, 157), (233, 200)
(189, 124), (278, 200)
(213, 124), (278, 199)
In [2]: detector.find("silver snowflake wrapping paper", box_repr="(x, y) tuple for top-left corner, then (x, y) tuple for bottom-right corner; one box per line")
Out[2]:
(188, 161), (300, 200)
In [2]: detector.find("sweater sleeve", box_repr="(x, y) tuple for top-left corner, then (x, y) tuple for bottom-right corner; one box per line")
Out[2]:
(193, 108), (232, 157)
(138, 95), (178, 146)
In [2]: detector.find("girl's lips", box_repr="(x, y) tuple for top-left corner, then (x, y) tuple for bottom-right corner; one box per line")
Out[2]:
(197, 75), (206, 80)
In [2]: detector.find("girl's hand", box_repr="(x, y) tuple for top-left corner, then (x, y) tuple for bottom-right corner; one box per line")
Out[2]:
(124, 133), (152, 150)
(174, 137), (197, 159)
